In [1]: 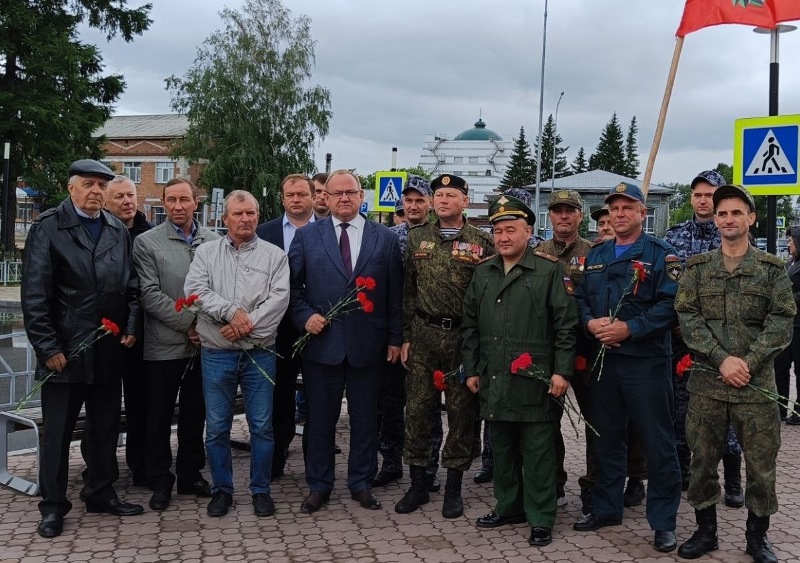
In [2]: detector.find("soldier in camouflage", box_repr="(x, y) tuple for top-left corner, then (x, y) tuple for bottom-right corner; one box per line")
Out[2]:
(664, 170), (744, 507)
(675, 184), (795, 562)
(395, 174), (495, 519)
(374, 176), (444, 491)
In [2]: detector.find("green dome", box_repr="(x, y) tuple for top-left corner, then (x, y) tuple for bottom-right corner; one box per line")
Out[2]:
(453, 118), (503, 141)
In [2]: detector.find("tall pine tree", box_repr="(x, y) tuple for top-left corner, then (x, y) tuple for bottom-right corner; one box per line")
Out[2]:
(500, 126), (536, 188)
(536, 114), (569, 182)
(624, 116), (640, 178)
(588, 112), (626, 175)
(572, 147), (588, 174)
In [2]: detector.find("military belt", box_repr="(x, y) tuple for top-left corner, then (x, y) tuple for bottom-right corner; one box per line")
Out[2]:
(415, 308), (461, 331)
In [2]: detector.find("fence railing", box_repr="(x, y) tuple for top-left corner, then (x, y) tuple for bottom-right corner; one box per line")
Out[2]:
(0, 261), (22, 286)
(0, 330), (36, 411)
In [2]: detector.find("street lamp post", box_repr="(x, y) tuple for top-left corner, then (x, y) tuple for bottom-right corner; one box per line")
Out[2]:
(551, 91), (564, 189)
(533, 0), (548, 231)
(2, 142), (10, 251)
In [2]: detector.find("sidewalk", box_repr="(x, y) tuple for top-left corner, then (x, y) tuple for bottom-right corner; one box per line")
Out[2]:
(0, 285), (20, 308)
(3, 410), (800, 562)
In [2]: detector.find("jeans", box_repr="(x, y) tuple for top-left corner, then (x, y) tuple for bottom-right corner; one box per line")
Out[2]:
(202, 346), (275, 495)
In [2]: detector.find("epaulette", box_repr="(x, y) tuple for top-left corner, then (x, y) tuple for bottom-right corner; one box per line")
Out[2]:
(534, 250), (559, 263)
(30, 207), (58, 226)
(685, 253), (713, 267)
(754, 249), (786, 267)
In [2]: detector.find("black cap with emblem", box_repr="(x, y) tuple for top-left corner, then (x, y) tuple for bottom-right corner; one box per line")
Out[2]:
(431, 174), (468, 195)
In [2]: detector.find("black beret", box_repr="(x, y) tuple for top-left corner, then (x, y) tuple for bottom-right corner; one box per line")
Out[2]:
(430, 174), (468, 195)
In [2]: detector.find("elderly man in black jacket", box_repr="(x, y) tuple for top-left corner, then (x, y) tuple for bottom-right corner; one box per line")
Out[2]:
(22, 160), (143, 539)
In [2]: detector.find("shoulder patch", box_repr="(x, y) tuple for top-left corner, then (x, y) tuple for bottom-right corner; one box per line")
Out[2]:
(533, 250), (559, 263)
(664, 254), (680, 263)
(685, 252), (713, 267)
(754, 250), (785, 267)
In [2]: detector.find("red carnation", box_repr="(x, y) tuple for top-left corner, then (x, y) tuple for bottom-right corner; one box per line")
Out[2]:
(356, 276), (377, 291)
(174, 297), (185, 312)
(356, 291), (368, 306)
(362, 299), (374, 313)
(574, 355), (588, 372)
(676, 354), (693, 378)
(633, 262), (647, 282)
(185, 294), (199, 307)
(511, 352), (533, 374)
(433, 370), (448, 391)
(101, 318), (120, 336)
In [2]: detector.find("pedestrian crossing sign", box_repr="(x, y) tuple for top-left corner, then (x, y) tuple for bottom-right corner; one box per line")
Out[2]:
(734, 115), (800, 195)
(374, 171), (407, 212)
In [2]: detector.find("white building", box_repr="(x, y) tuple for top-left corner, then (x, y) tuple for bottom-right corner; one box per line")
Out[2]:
(417, 118), (512, 218)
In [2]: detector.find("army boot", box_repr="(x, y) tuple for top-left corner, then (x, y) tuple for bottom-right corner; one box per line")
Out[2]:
(678, 506), (719, 559)
(723, 452), (745, 508)
(745, 511), (778, 563)
(395, 465), (429, 514)
(442, 468), (464, 518)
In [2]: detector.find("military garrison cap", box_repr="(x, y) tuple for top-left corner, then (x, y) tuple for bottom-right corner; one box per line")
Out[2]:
(590, 205), (609, 222)
(488, 195), (535, 226)
(68, 159), (115, 181)
(713, 184), (756, 212)
(605, 182), (645, 204)
(549, 189), (583, 210)
(402, 175), (433, 197)
(431, 174), (468, 195)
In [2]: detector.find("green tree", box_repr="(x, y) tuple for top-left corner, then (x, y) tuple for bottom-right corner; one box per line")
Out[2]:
(624, 116), (640, 178)
(166, 0), (332, 219)
(535, 114), (569, 182)
(572, 147), (588, 174)
(667, 182), (692, 226)
(0, 0), (152, 249)
(588, 112), (626, 175)
(500, 126), (536, 188)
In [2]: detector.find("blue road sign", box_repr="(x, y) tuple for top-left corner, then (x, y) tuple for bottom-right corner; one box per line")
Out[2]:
(374, 171), (407, 212)
(734, 115), (800, 195)
(360, 202), (368, 214)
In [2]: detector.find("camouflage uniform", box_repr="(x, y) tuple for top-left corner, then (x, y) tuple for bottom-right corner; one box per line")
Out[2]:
(403, 220), (494, 471)
(665, 218), (741, 476)
(675, 247), (795, 515)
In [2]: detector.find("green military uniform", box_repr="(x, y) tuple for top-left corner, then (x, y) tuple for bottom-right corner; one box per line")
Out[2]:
(536, 236), (592, 295)
(402, 219), (494, 470)
(675, 246), (795, 516)
(462, 196), (577, 531)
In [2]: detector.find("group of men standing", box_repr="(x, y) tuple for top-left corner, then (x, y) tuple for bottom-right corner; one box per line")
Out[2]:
(21, 159), (794, 562)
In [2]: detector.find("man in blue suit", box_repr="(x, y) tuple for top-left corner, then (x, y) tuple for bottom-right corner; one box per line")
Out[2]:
(256, 174), (317, 479)
(288, 169), (403, 513)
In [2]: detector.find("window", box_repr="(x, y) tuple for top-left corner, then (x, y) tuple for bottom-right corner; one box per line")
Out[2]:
(644, 207), (656, 234)
(468, 171), (478, 176)
(588, 217), (598, 232)
(538, 211), (552, 234)
(123, 162), (142, 183)
(151, 205), (166, 225)
(469, 156), (479, 164)
(17, 202), (33, 223)
(452, 170), (463, 176)
(453, 156), (463, 164)
(155, 162), (175, 184)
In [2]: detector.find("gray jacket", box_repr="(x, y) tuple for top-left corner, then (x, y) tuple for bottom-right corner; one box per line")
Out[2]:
(184, 235), (290, 350)
(132, 221), (219, 361)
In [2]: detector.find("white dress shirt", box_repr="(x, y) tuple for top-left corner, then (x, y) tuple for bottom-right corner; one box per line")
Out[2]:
(331, 214), (365, 268)
(282, 212), (315, 253)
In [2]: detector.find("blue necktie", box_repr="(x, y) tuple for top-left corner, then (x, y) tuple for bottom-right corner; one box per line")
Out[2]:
(340, 223), (352, 276)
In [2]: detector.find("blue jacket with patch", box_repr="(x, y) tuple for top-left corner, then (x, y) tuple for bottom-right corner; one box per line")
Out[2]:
(574, 231), (679, 358)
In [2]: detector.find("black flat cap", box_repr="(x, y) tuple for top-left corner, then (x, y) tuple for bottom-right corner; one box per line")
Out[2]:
(68, 159), (115, 181)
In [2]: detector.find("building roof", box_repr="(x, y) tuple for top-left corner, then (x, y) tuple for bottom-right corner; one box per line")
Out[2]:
(453, 118), (503, 141)
(95, 114), (189, 139)
(525, 169), (675, 195)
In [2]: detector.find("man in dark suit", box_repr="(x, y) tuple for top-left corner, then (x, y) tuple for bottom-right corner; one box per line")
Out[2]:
(288, 169), (403, 513)
(256, 173), (316, 478)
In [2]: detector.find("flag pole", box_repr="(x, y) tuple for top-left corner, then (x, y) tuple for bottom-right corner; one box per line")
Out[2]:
(641, 36), (684, 200)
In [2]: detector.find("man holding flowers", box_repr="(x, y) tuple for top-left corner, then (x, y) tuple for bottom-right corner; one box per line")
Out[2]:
(674, 184), (795, 562)
(462, 194), (577, 547)
(22, 160), (143, 538)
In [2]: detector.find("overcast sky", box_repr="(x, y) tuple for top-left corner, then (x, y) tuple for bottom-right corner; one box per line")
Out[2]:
(84, 0), (800, 187)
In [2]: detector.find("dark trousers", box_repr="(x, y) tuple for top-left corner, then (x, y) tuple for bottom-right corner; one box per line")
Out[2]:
(121, 341), (147, 480)
(591, 354), (681, 531)
(39, 381), (122, 516)
(144, 357), (206, 491)
(377, 361), (406, 473)
(302, 359), (380, 493)
(272, 347), (300, 476)
(775, 325), (800, 419)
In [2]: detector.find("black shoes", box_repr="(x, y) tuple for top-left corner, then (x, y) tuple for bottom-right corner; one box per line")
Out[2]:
(371, 469), (402, 488)
(351, 488), (382, 510)
(300, 490), (331, 514)
(476, 511), (526, 528)
(654, 530), (677, 552)
(37, 514), (64, 538)
(529, 527), (552, 547)
(473, 466), (493, 484)
(207, 491), (233, 517)
(623, 477), (646, 507)
(252, 493), (275, 517)
(85, 498), (144, 516)
(396, 466), (431, 514)
(177, 477), (213, 497)
(579, 486), (593, 516)
(149, 490), (172, 511)
(442, 469), (464, 519)
(573, 513), (623, 532)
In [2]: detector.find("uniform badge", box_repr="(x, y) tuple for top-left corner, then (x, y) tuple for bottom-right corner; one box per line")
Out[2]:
(562, 276), (575, 294)
(442, 176), (451, 186)
(586, 263), (606, 273)
(497, 196), (508, 205)
(557, 190), (569, 199)
(666, 260), (682, 282)
(615, 183), (627, 193)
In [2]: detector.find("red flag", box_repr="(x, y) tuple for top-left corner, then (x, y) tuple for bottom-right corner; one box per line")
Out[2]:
(676, 0), (800, 37)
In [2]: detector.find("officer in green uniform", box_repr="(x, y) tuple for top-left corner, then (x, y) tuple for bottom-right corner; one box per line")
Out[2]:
(396, 174), (494, 519)
(462, 194), (577, 547)
(675, 184), (795, 563)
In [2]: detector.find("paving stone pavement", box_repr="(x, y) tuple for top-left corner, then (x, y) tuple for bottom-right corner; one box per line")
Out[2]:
(2, 406), (800, 562)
